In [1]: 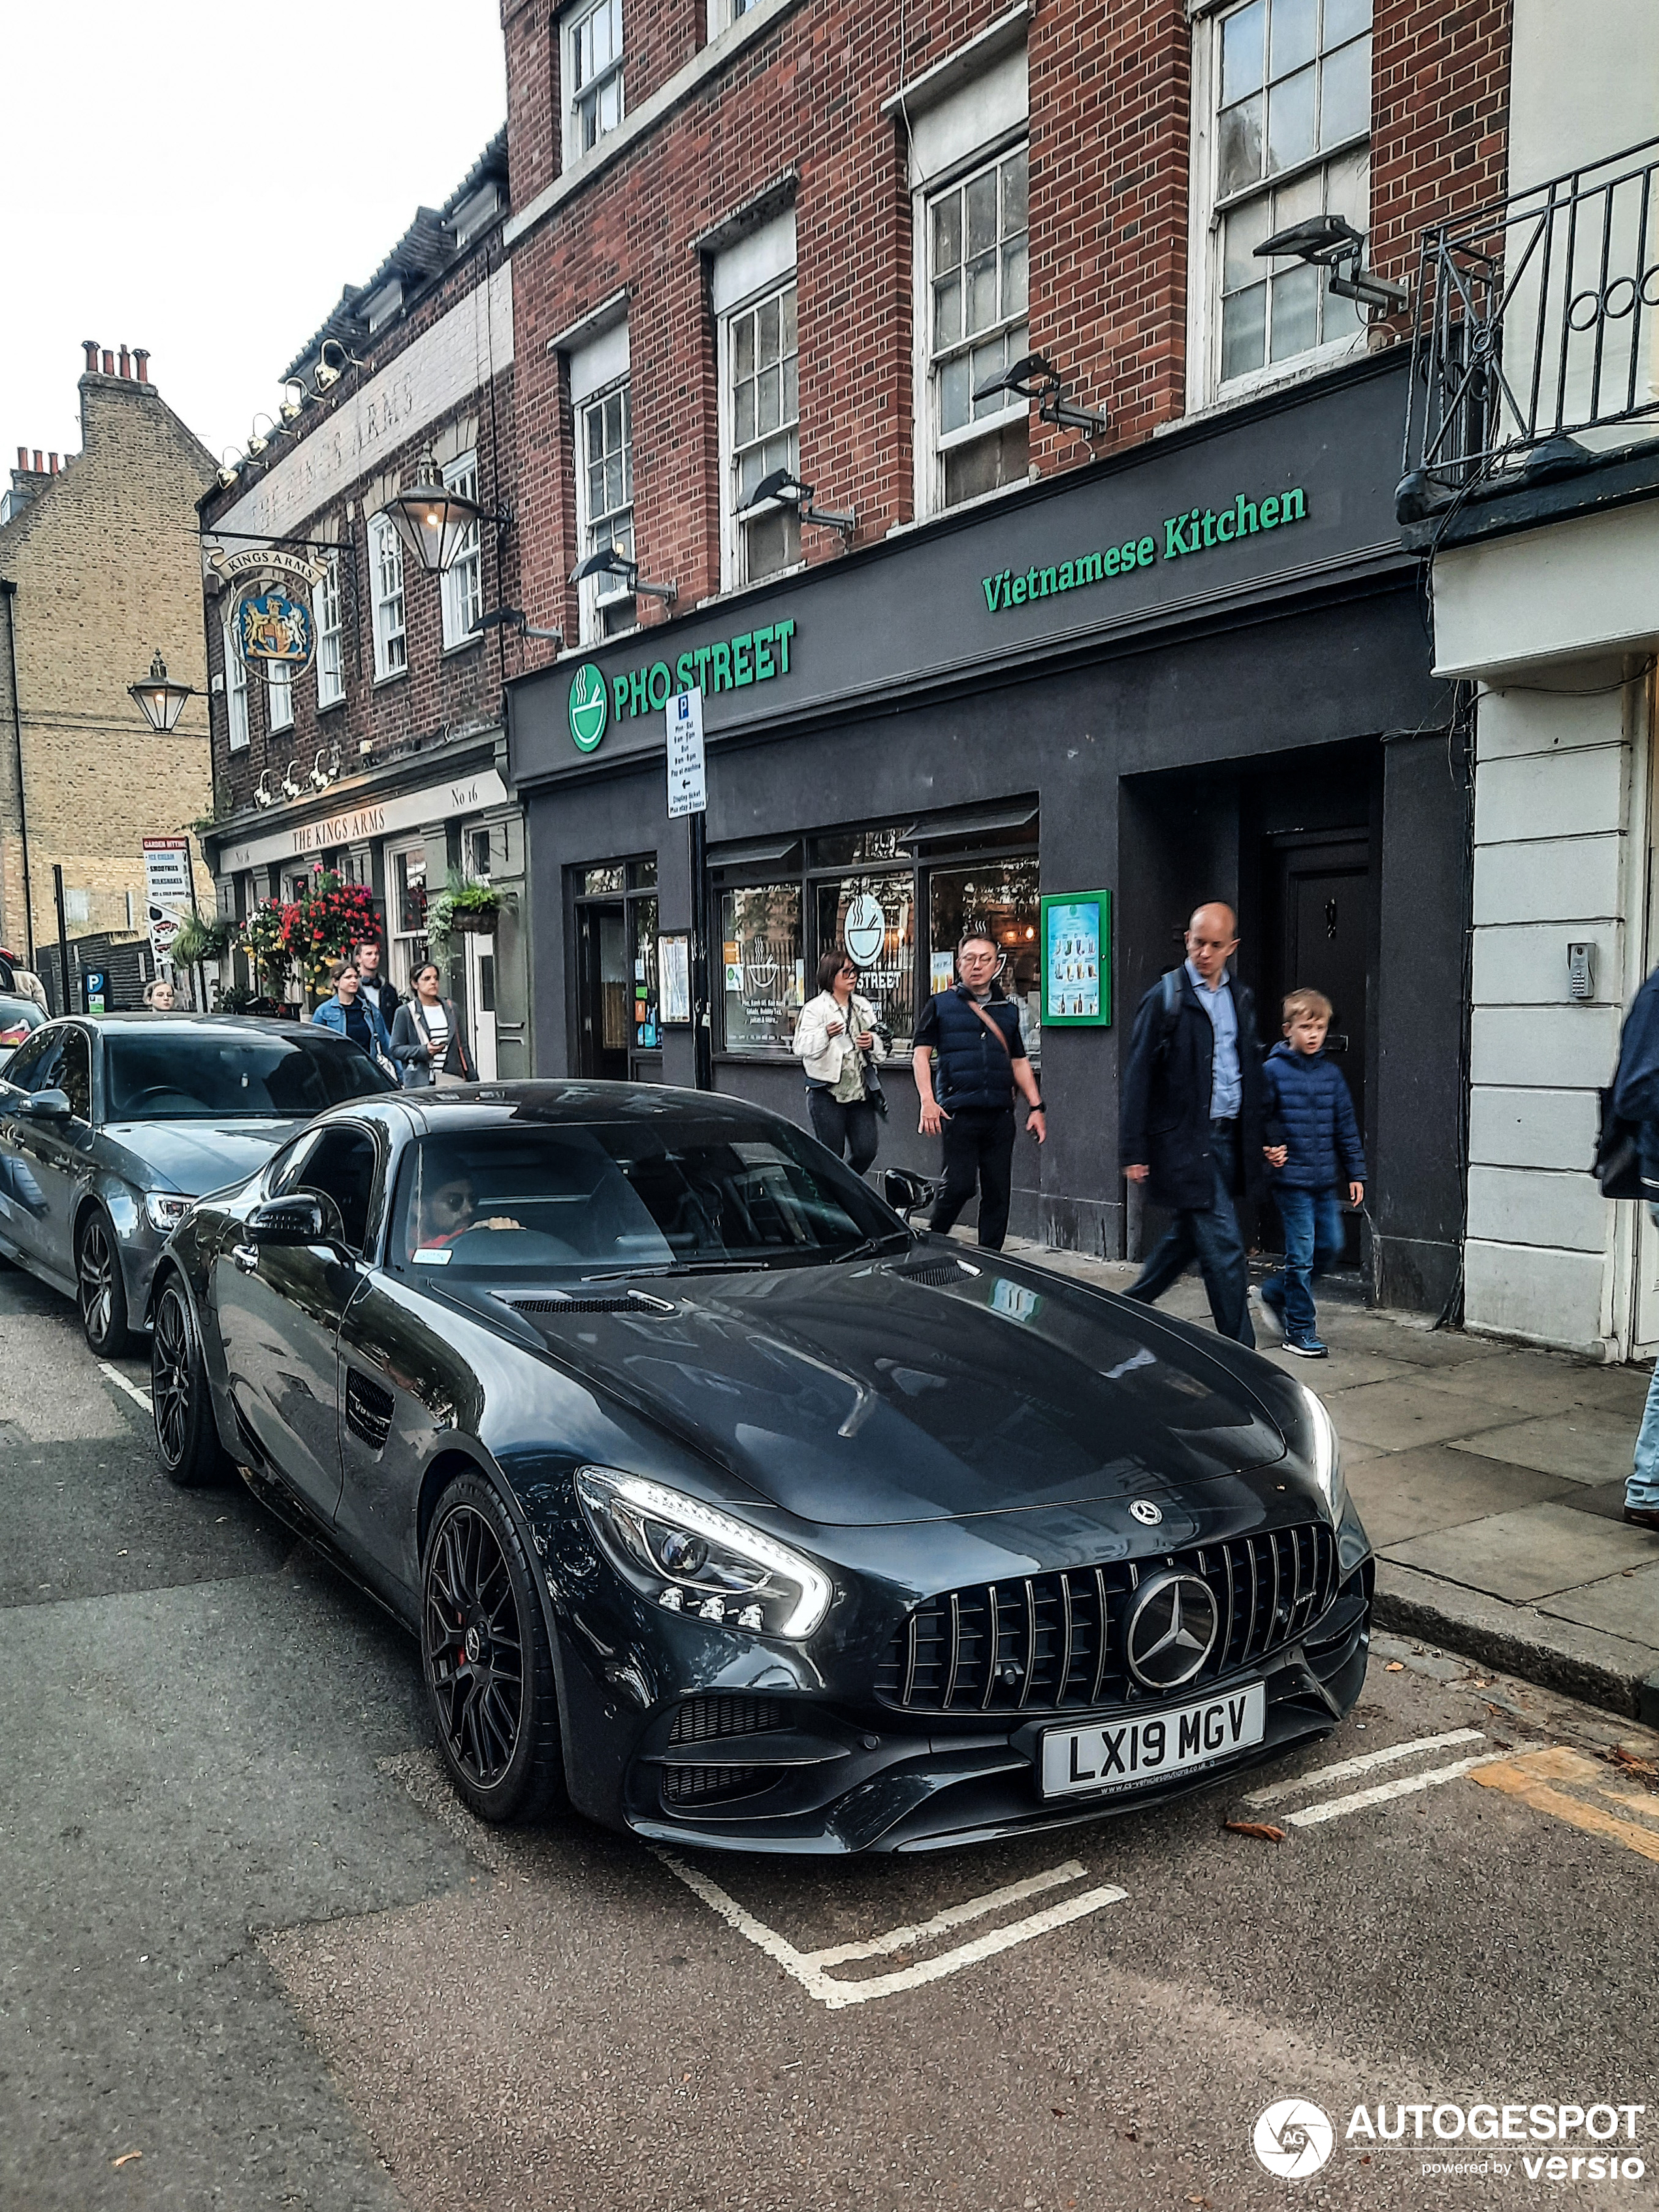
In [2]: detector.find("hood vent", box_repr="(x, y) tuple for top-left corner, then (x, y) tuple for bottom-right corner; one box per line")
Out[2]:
(508, 1290), (677, 1318)
(894, 1259), (975, 1287)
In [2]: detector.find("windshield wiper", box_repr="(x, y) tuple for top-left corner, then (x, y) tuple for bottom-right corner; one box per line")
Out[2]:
(833, 1230), (914, 1264)
(579, 1257), (775, 1282)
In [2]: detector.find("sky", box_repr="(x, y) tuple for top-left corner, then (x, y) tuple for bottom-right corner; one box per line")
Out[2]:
(1, 1), (507, 472)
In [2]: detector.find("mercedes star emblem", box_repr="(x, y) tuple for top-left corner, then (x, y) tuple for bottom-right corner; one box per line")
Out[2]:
(1129, 1499), (1163, 1526)
(1123, 1570), (1220, 1691)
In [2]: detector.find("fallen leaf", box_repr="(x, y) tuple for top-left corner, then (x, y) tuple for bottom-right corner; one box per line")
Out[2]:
(1225, 1819), (1285, 1843)
(1385, 1661), (1405, 1672)
(1361, 2154), (1372, 2165)
(1600, 1746), (1659, 1789)
(1052, 2107), (1067, 2117)
(112, 2151), (142, 2168)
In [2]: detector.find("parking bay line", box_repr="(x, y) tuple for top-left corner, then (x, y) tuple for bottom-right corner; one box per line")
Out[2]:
(97, 1360), (152, 1412)
(652, 1849), (1127, 2009)
(1285, 1746), (1545, 1828)
(1475, 1748), (1659, 1866)
(1243, 1729), (1485, 1809)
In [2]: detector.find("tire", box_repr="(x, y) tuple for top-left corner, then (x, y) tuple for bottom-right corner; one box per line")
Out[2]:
(150, 1274), (232, 1489)
(76, 1209), (130, 1357)
(422, 1472), (566, 1824)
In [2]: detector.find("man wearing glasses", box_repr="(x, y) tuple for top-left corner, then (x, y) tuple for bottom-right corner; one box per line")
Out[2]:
(912, 929), (1046, 1252)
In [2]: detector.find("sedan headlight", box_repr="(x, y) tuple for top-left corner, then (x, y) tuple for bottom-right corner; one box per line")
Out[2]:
(574, 1466), (832, 1640)
(144, 1192), (193, 1234)
(1301, 1385), (1345, 1520)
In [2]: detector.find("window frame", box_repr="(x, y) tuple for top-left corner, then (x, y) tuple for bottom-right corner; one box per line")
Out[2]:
(718, 272), (801, 591)
(574, 378), (637, 645)
(266, 659), (293, 734)
(369, 512), (408, 683)
(1187, 0), (1374, 410)
(387, 840), (428, 992)
(314, 548), (345, 709)
(440, 451), (485, 651)
(225, 615), (250, 751)
(564, 0), (624, 165)
(916, 134), (1032, 519)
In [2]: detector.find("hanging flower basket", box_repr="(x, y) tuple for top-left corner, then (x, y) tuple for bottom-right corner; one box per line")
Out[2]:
(449, 904), (501, 935)
(428, 871), (515, 945)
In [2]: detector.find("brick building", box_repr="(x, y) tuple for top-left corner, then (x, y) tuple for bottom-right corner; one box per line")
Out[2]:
(197, 133), (528, 1077)
(0, 345), (216, 1000)
(494, 0), (1512, 1310)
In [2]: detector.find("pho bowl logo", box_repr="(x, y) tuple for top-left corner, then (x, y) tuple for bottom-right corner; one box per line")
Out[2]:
(569, 663), (609, 753)
(1254, 2100), (1334, 2179)
(844, 892), (886, 966)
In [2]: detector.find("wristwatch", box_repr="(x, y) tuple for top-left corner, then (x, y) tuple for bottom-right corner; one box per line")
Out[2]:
(1029, 1099), (1046, 1113)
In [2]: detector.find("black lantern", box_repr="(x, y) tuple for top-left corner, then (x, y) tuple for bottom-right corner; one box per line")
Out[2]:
(380, 453), (486, 576)
(129, 651), (195, 734)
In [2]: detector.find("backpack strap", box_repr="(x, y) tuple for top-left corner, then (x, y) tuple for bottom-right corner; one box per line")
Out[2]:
(1155, 967), (1184, 1056)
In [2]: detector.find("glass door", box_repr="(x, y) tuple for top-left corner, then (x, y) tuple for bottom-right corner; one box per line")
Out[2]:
(464, 932), (498, 1081)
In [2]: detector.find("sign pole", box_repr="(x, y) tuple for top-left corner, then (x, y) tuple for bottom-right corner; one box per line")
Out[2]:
(52, 863), (71, 1020)
(666, 689), (711, 1090)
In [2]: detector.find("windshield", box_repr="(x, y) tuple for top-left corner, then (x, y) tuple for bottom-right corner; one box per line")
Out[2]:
(104, 1029), (396, 1121)
(393, 1116), (901, 1276)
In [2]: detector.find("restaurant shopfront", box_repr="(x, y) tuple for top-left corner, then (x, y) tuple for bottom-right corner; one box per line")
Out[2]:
(508, 353), (1467, 1310)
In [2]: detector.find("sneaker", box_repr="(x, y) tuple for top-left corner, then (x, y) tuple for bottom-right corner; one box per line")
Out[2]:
(1281, 1335), (1329, 1359)
(1624, 1504), (1659, 1533)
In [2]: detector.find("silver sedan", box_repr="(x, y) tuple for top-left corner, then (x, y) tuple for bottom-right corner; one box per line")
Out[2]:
(0, 1012), (396, 1354)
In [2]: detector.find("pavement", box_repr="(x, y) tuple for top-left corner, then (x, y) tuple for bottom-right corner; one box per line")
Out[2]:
(997, 1236), (1659, 1727)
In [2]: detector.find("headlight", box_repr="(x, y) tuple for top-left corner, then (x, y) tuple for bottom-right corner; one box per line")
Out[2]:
(574, 1466), (833, 1639)
(1300, 1385), (1345, 1519)
(144, 1192), (193, 1233)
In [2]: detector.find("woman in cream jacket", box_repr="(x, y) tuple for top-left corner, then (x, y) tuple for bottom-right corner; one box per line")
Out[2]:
(792, 951), (889, 1174)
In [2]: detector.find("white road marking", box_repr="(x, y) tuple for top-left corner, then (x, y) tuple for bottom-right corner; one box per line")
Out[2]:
(98, 1361), (152, 1412)
(1285, 1746), (1545, 1828)
(1242, 1729), (1485, 1808)
(652, 1849), (1127, 2010)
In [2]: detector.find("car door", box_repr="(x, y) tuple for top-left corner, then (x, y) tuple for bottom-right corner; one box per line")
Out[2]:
(0, 1024), (93, 1288)
(212, 1119), (385, 1527)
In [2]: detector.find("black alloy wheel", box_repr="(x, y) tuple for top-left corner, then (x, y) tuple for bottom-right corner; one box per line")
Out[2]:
(76, 1209), (130, 1357)
(150, 1275), (230, 1489)
(422, 1472), (566, 1824)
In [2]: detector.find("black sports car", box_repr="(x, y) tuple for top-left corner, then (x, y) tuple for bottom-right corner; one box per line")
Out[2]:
(150, 1082), (1372, 1853)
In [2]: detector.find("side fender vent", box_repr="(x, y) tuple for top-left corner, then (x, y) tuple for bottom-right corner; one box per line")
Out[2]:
(344, 1368), (396, 1454)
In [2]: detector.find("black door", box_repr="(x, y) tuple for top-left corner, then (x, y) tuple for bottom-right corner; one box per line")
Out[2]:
(1263, 833), (1372, 1268)
(575, 902), (630, 1079)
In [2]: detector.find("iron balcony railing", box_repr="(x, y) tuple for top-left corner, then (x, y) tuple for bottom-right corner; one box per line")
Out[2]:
(1402, 130), (1659, 496)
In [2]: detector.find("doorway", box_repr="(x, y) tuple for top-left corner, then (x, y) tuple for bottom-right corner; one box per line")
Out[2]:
(464, 932), (498, 1081)
(573, 858), (660, 1082)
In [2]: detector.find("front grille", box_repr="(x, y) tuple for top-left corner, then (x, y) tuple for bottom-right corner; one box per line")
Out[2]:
(662, 1763), (777, 1806)
(668, 1695), (785, 1745)
(344, 1369), (395, 1452)
(875, 1523), (1338, 1715)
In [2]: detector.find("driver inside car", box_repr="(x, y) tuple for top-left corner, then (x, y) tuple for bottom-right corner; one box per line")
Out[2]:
(415, 1175), (524, 1252)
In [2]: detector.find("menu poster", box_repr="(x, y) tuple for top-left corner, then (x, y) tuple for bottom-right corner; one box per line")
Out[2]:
(1039, 890), (1112, 1027)
(659, 933), (692, 1025)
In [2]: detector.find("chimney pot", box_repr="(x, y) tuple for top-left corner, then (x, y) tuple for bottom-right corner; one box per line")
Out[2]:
(134, 348), (150, 384)
(49, 454), (59, 473)
(82, 339), (99, 374)
(101, 350), (114, 376)
(15, 447), (25, 471)
(118, 346), (131, 378)
(32, 451), (42, 474)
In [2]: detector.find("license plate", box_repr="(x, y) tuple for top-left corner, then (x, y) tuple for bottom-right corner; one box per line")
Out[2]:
(1039, 1682), (1266, 1798)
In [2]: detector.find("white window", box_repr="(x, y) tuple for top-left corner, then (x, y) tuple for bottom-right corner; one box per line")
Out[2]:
(441, 452), (484, 649)
(566, 0), (623, 161)
(724, 281), (799, 585)
(266, 661), (293, 734)
(370, 513), (406, 680)
(577, 383), (635, 642)
(225, 617), (249, 751)
(925, 144), (1029, 511)
(1198, 0), (1372, 397)
(315, 549), (345, 708)
(389, 842), (428, 990)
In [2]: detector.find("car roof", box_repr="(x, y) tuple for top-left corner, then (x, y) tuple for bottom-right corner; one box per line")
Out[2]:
(394, 1080), (781, 1131)
(47, 1013), (336, 1043)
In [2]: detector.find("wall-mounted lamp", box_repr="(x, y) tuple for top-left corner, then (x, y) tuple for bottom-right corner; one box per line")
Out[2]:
(216, 446), (244, 491)
(471, 606), (564, 646)
(280, 760), (302, 801)
(246, 412), (289, 459)
(278, 378), (308, 425)
(253, 770), (276, 809)
(308, 745), (342, 792)
(1254, 214), (1408, 315)
(128, 651), (195, 735)
(380, 451), (510, 576)
(743, 468), (856, 543)
(972, 351), (1108, 437)
(570, 546), (678, 606)
(313, 338), (368, 393)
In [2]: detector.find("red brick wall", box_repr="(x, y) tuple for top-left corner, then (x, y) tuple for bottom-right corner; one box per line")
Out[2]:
(1371, 0), (1513, 314)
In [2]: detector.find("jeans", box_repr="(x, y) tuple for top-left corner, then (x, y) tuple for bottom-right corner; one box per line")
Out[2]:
(1127, 1122), (1255, 1347)
(930, 1106), (1016, 1250)
(1261, 1185), (1347, 1343)
(1630, 1354), (1659, 1511)
(807, 1088), (881, 1176)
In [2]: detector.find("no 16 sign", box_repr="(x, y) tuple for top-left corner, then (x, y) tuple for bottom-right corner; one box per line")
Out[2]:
(666, 689), (707, 819)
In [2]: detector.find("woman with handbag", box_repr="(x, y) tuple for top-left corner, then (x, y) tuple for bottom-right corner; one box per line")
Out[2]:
(310, 958), (396, 1077)
(792, 952), (888, 1174)
(391, 960), (477, 1089)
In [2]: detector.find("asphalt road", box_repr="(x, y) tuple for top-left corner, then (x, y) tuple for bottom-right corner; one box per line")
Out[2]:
(2, 1255), (1656, 2212)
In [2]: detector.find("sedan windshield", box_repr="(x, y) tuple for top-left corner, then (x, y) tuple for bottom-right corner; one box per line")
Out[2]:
(393, 1117), (899, 1275)
(105, 1030), (395, 1121)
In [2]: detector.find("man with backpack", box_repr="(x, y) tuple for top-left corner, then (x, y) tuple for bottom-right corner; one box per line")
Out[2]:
(1119, 901), (1266, 1346)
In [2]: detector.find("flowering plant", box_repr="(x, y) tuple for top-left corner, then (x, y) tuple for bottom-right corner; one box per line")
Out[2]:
(241, 902), (294, 992)
(280, 870), (379, 996)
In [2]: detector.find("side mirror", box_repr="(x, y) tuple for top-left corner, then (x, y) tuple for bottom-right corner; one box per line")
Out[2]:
(248, 1194), (328, 1246)
(881, 1167), (937, 1220)
(18, 1088), (72, 1120)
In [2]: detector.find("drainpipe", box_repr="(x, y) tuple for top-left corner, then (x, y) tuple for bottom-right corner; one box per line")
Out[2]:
(0, 579), (35, 966)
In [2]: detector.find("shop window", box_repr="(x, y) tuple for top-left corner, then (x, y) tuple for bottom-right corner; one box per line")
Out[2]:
(926, 144), (1029, 512)
(266, 662), (293, 734)
(1198, 0), (1371, 398)
(581, 864), (624, 895)
(720, 882), (803, 1051)
(813, 871), (916, 1050)
(928, 855), (1042, 1055)
(225, 617), (249, 751)
(389, 843), (428, 990)
(577, 382), (636, 643)
(370, 513), (407, 681)
(315, 549), (345, 708)
(441, 453), (484, 649)
(566, 0), (623, 161)
(725, 280), (800, 585)
(342, 849), (373, 888)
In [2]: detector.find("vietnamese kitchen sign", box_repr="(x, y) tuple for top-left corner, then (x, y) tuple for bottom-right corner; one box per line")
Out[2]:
(978, 485), (1308, 617)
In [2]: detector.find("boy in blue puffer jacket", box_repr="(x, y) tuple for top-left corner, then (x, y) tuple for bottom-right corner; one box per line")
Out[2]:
(1257, 988), (1366, 1359)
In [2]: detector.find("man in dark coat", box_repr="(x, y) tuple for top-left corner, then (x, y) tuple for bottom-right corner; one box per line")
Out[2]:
(1119, 901), (1265, 1346)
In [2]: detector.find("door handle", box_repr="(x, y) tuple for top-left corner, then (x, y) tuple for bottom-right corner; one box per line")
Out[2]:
(231, 1242), (259, 1273)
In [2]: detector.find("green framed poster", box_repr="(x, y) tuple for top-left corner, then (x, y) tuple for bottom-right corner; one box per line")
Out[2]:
(1039, 890), (1111, 1027)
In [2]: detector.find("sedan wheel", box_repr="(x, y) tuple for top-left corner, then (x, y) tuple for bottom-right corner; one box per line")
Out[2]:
(422, 1474), (565, 1824)
(150, 1275), (229, 1489)
(76, 1211), (130, 1357)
